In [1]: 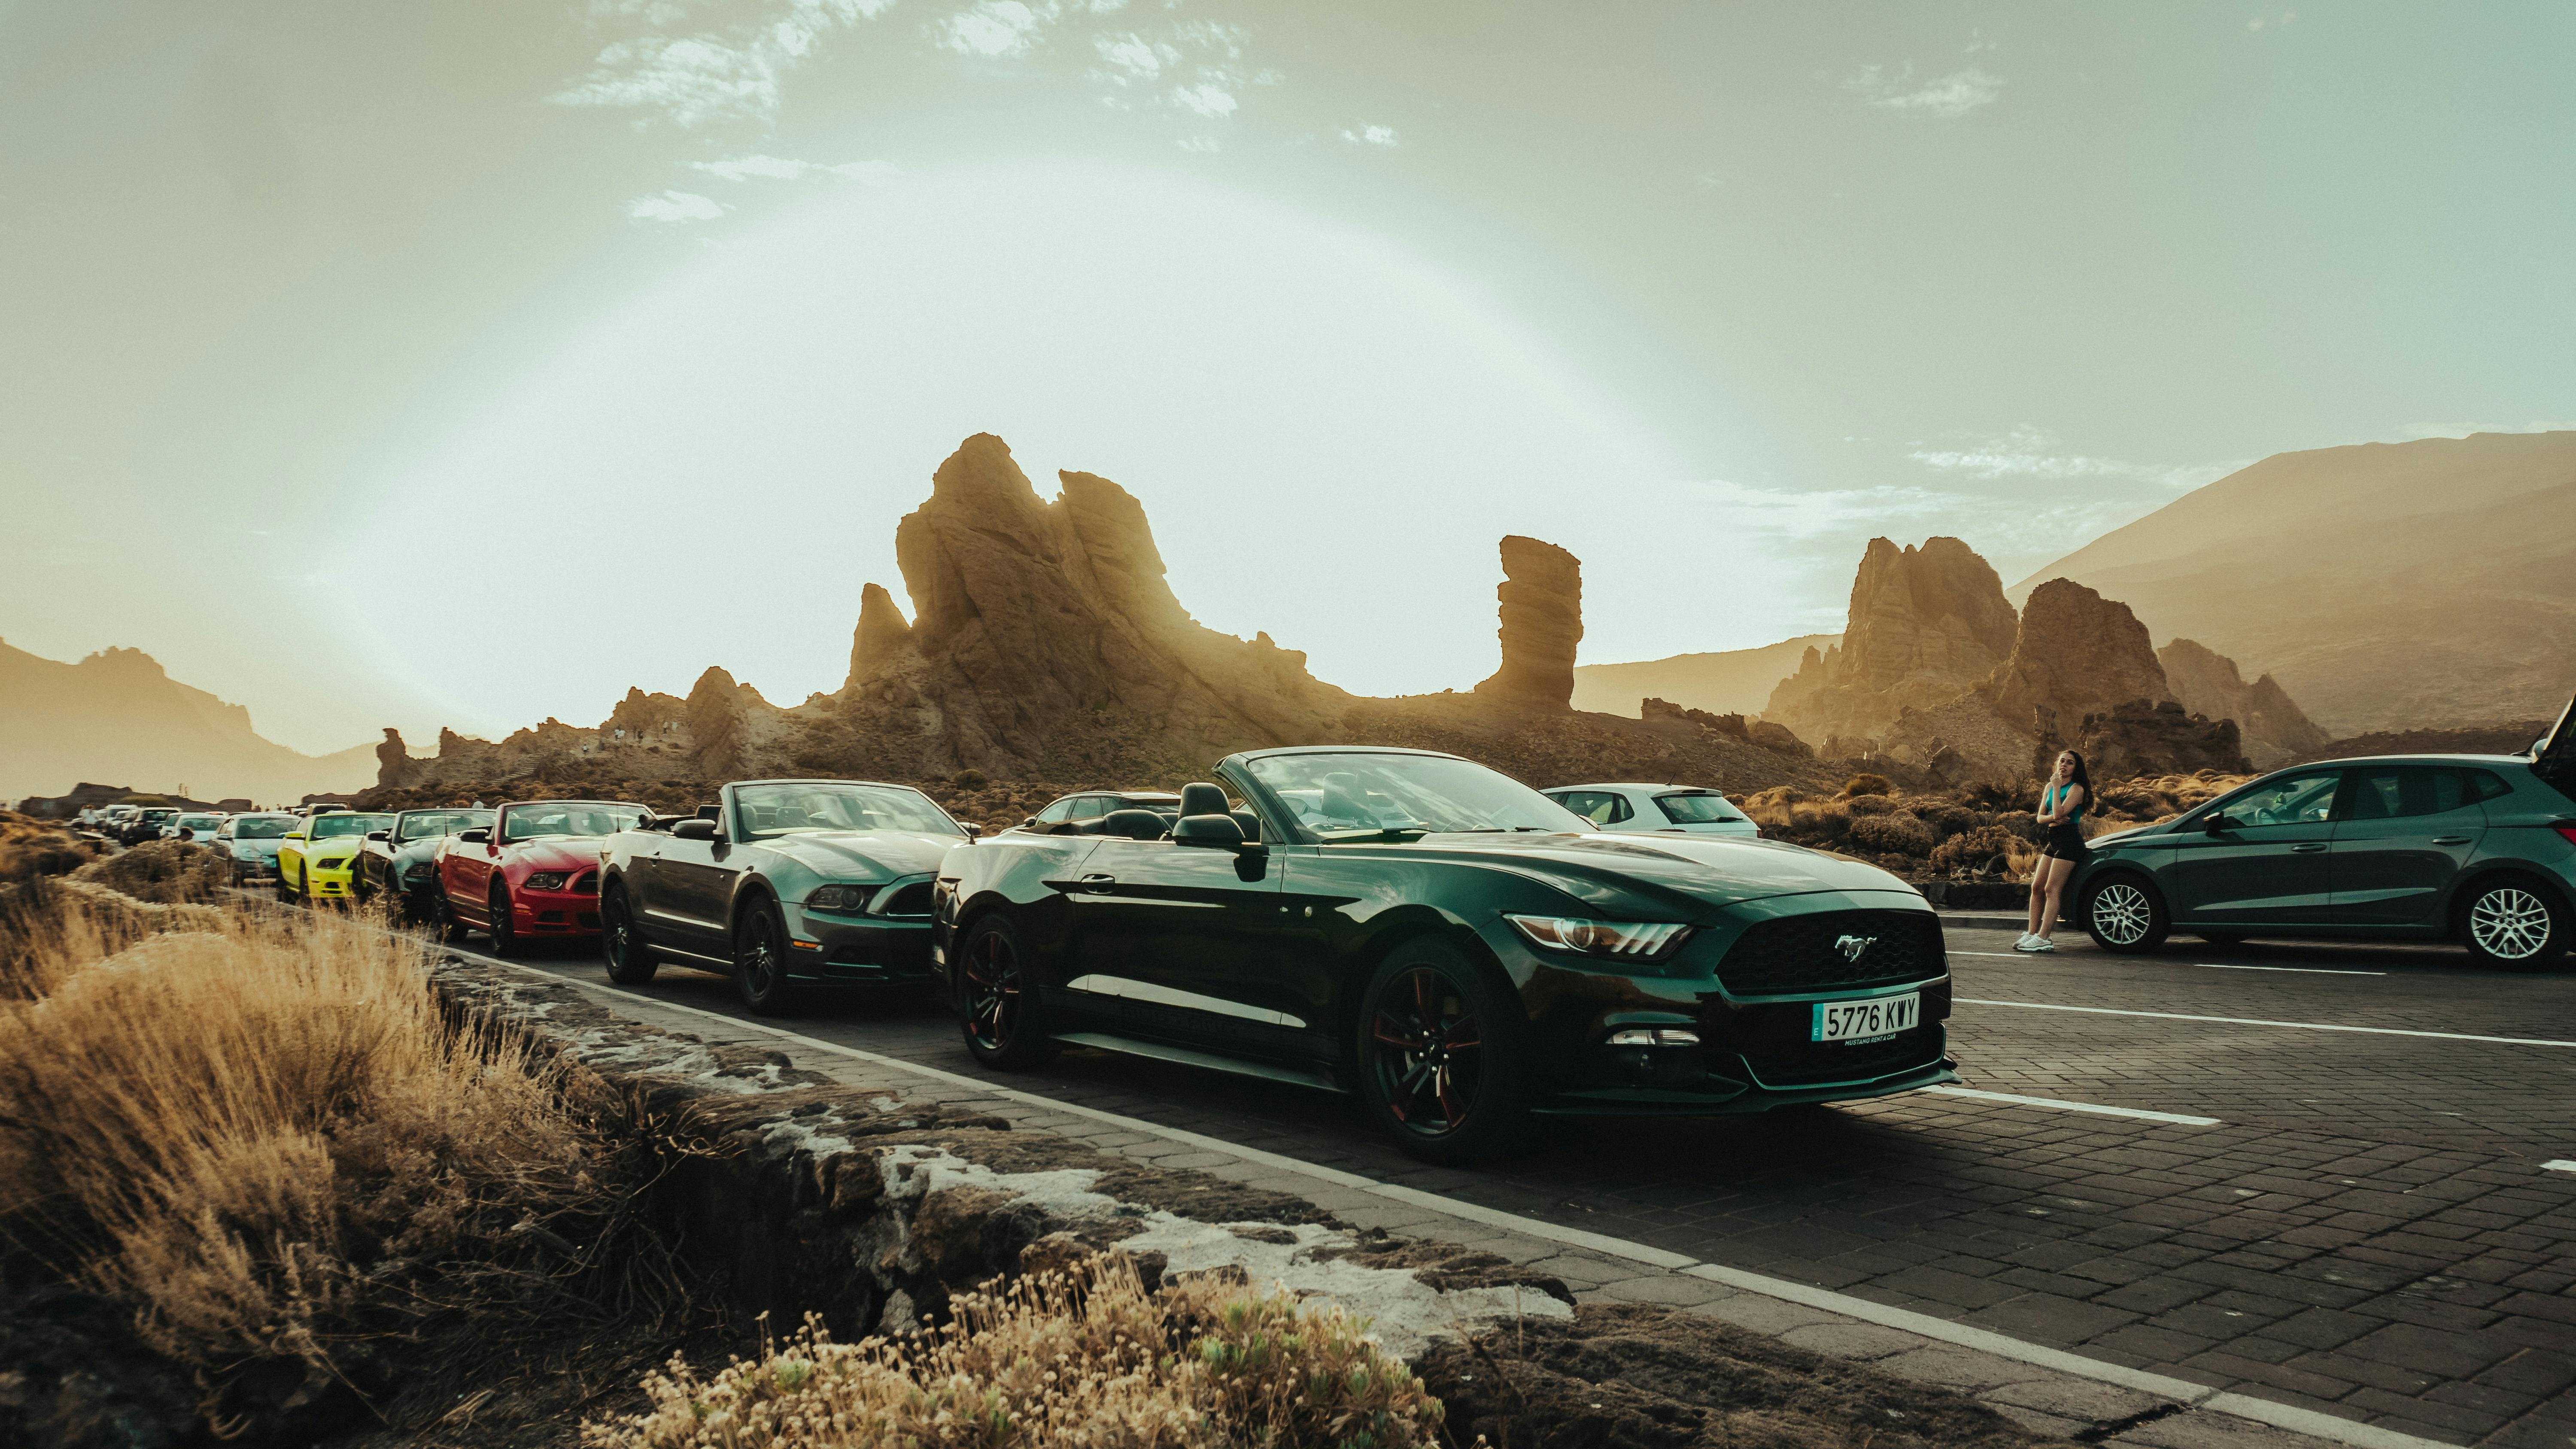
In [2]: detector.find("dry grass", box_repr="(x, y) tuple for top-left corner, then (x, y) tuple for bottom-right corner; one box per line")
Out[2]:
(69, 835), (231, 903)
(1736, 770), (2256, 880)
(585, 1255), (1443, 1449)
(0, 810), (100, 885)
(0, 886), (673, 1401)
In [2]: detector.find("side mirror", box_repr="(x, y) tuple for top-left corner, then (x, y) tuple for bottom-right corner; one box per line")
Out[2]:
(458, 828), (491, 844)
(671, 818), (718, 842)
(960, 822), (983, 839)
(366, 830), (390, 842)
(2202, 812), (2232, 835)
(287, 831), (308, 841)
(1023, 816), (1039, 828)
(1174, 813), (1261, 854)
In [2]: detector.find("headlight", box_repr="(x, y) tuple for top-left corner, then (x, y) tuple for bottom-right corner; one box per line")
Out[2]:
(236, 846), (259, 860)
(1505, 915), (1691, 963)
(317, 855), (358, 872)
(403, 861), (436, 881)
(805, 884), (873, 913)
(524, 871), (571, 891)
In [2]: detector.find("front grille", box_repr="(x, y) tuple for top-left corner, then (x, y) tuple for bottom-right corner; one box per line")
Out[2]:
(1714, 910), (1945, 997)
(877, 881), (934, 918)
(1745, 1029), (1944, 1087)
(571, 869), (598, 894)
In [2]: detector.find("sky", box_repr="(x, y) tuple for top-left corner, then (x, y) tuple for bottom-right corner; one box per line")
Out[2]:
(4, 0), (2572, 754)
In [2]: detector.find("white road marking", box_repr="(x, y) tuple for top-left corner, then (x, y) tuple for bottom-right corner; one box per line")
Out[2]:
(2543, 1160), (2576, 1174)
(2199, 964), (2385, 976)
(1920, 1086), (2223, 1126)
(1959, 998), (2576, 1048)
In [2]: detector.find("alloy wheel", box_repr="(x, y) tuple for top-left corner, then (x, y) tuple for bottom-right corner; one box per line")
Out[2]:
(488, 886), (516, 955)
(1369, 966), (1485, 1137)
(2469, 888), (2552, 961)
(2090, 882), (2153, 946)
(962, 927), (1023, 1052)
(741, 911), (781, 998)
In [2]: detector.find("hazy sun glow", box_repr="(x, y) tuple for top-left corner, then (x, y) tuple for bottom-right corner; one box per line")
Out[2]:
(349, 160), (1686, 735)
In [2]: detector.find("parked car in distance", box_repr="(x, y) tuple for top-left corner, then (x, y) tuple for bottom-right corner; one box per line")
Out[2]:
(934, 746), (1957, 1165)
(598, 779), (975, 1012)
(1544, 783), (1760, 838)
(277, 811), (395, 902)
(215, 812), (297, 884)
(168, 812), (226, 841)
(119, 808), (179, 845)
(436, 799), (649, 955)
(1014, 791), (1185, 837)
(355, 807), (494, 920)
(2070, 698), (2576, 969)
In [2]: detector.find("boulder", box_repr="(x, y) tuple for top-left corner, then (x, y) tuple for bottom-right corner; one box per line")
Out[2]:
(2076, 698), (2251, 779)
(1747, 719), (1814, 758)
(1473, 536), (1583, 709)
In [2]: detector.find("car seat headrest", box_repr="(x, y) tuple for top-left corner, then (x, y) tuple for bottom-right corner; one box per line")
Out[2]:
(1100, 808), (1169, 841)
(1179, 782), (1230, 818)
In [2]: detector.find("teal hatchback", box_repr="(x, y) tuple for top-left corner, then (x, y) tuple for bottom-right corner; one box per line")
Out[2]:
(2069, 698), (2576, 968)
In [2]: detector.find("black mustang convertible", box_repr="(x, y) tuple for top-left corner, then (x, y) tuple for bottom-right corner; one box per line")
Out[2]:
(932, 746), (1958, 1162)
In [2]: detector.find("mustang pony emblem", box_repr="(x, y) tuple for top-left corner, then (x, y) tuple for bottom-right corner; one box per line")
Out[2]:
(1834, 934), (1877, 963)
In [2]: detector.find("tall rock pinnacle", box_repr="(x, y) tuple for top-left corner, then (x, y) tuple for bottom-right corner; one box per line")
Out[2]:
(1473, 535), (1583, 709)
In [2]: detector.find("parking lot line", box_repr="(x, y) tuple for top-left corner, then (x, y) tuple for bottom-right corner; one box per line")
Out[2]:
(1920, 1085), (2223, 1125)
(1959, 997), (2576, 1048)
(2198, 964), (2386, 975)
(2544, 1160), (2576, 1174)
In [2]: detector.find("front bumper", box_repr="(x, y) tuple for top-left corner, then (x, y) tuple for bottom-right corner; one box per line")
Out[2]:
(306, 860), (361, 899)
(784, 896), (938, 986)
(508, 884), (605, 937)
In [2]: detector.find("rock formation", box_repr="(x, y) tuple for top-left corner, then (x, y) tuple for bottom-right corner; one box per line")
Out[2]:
(1764, 538), (2017, 748)
(374, 728), (418, 790)
(1473, 536), (1583, 709)
(2068, 699), (2250, 780)
(1980, 579), (2175, 737)
(844, 582), (915, 690)
(2157, 638), (2327, 770)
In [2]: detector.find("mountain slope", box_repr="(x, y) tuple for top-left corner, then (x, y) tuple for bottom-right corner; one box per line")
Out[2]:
(2010, 431), (2576, 734)
(0, 640), (377, 804)
(1570, 634), (1836, 719)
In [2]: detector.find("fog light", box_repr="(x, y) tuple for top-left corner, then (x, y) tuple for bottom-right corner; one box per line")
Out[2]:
(1607, 1028), (1701, 1047)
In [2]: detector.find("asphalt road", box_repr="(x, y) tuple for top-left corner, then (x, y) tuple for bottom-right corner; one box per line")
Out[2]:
(494, 921), (2576, 1449)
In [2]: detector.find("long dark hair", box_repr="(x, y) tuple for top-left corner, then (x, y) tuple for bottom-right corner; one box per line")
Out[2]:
(2052, 749), (2093, 799)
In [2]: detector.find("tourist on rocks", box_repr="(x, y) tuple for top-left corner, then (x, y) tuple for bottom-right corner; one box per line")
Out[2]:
(2017, 749), (2092, 952)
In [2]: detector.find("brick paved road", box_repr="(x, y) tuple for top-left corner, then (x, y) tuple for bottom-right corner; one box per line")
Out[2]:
(511, 923), (2576, 1448)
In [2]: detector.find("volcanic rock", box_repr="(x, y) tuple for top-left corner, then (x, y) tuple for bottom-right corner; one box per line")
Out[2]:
(844, 582), (916, 690)
(1764, 538), (2017, 748)
(2157, 638), (2327, 770)
(1473, 536), (1584, 709)
(2072, 699), (2250, 779)
(374, 728), (418, 790)
(1981, 579), (2175, 737)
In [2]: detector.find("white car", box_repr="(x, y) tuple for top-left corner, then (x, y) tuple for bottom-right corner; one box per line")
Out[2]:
(1543, 783), (1760, 837)
(168, 812), (227, 842)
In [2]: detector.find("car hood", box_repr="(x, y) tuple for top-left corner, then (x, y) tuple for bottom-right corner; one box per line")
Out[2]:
(1353, 831), (1917, 913)
(231, 838), (283, 856)
(504, 839), (610, 870)
(761, 830), (963, 881)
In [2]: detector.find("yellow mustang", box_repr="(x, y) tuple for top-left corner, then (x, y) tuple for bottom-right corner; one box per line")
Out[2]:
(277, 810), (394, 902)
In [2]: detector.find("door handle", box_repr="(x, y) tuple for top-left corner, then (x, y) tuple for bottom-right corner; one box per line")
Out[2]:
(2430, 836), (2471, 845)
(1078, 873), (1116, 889)
(2290, 843), (2327, 852)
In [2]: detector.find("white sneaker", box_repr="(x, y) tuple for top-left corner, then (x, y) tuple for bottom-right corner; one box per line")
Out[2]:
(2028, 937), (2058, 952)
(2014, 932), (2038, 948)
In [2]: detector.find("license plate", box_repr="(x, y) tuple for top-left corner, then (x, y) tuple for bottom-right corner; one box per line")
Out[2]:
(1812, 992), (1919, 1043)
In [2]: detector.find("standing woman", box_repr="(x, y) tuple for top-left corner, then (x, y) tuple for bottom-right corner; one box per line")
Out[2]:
(2018, 750), (2093, 953)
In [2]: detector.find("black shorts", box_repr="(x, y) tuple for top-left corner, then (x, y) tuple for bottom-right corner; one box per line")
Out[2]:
(2040, 822), (2087, 862)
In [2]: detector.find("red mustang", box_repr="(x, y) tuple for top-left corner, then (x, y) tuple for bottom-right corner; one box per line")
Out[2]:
(435, 798), (649, 955)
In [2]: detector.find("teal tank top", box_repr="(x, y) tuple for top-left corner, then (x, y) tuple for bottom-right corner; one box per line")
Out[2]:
(2042, 782), (2085, 823)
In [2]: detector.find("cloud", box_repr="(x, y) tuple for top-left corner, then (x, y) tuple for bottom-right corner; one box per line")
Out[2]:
(2400, 420), (2576, 440)
(625, 189), (729, 223)
(1340, 124), (1398, 147)
(940, 0), (1049, 57)
(553, 0), (895, 127)
(1176, 135), (1220, 154)
(1905, 426), (2235, 492)
(1170, 81), (1236, 118)
(1092, 32), (1178, 81)
(1849, 64), (2003, 118)
(2247, 11), (2297, 31)
(690, 154), (899, 182)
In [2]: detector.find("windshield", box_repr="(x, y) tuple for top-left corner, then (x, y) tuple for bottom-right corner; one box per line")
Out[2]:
(1243, 752), (1588, 837)
(733, 782), (963, 839)
(1656, 792), (1746, 825)
(400, 809), (493, 842)
(233, 817), (292, 840)
(140, 810), (177, 823)
(498, 802), (647, 842)
(177, 815), (222, 831)
(309, 814), (392, 839)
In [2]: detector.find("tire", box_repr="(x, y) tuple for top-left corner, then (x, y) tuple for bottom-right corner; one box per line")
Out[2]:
(433, 888), (471, 945)
(1355, 937), (1528, 1166)
(2081, 875), (2169, 953)
(2459, 876), (2567, 971)
(486, 882), (519, 957)
(277, 859), (301, 903)
(351, 861), (372, 908)
(732, 897), (798, 1015)
(955, 910), (1057, 1069)
(601, 887), (659, 985)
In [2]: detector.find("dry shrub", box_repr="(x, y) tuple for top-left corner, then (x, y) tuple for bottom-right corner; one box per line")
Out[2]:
(584, 1255), (1442, 1449)
(0, 888), (668, 1391)
(71, 837), (231, 903)
(1845, 794), (1895, 817)
(1781, 800), (1851, 846)
(1844, 811), (1936, 857)
(1927, 824), (2033, 878)
(1840, 773), (1894, 797)
(0, 810), (99, 885)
